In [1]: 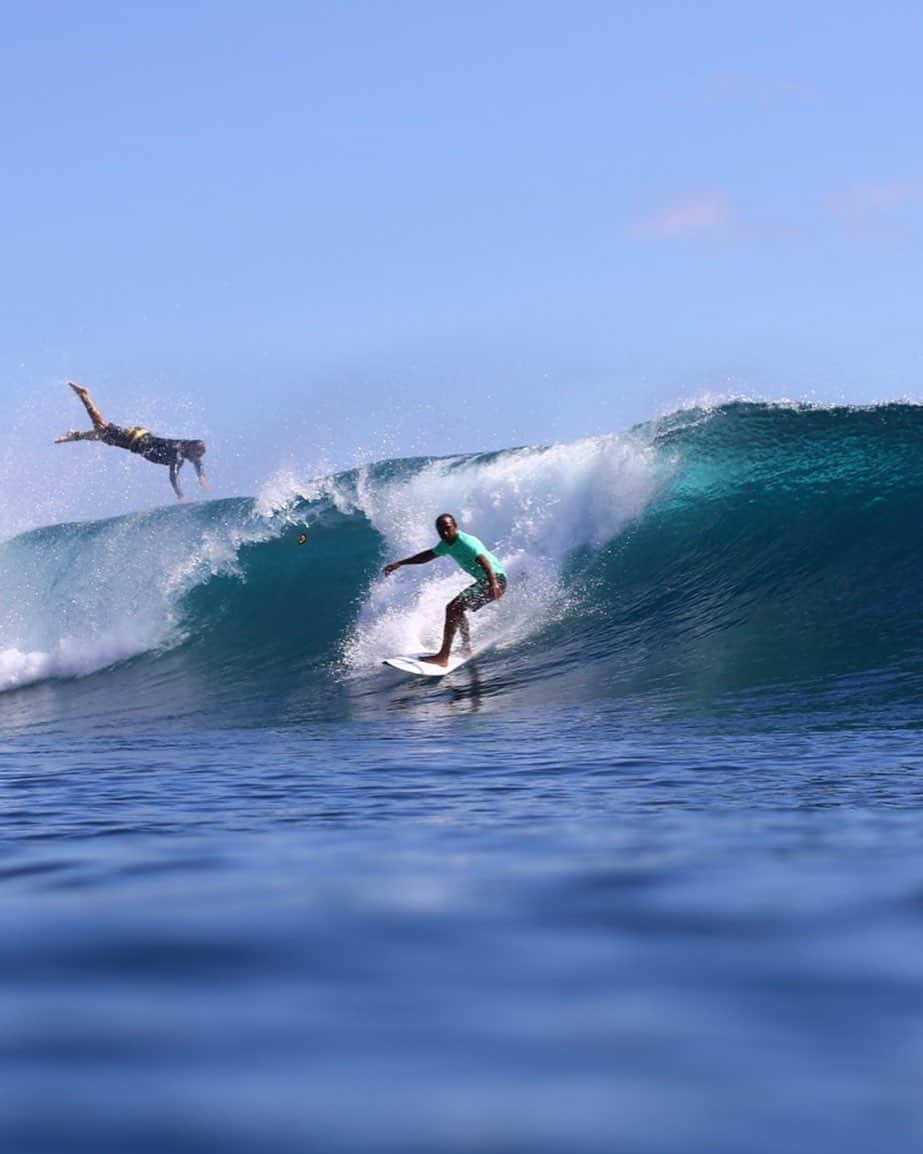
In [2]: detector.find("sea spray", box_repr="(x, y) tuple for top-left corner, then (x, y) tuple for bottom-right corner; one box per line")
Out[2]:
(341, 432), (662, 669)
(0, 499), (283, 690)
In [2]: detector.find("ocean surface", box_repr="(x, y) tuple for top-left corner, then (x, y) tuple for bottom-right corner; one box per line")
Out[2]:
(1, 401), (921, 1153)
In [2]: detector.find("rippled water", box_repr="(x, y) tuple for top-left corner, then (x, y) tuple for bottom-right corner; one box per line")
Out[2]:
(2, 704), (922, 1153)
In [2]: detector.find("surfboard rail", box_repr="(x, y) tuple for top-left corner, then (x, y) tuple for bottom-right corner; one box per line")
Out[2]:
(382, 653), (471, 677)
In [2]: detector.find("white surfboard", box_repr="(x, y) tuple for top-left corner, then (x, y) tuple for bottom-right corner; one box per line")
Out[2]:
(382, 653), (472, 677)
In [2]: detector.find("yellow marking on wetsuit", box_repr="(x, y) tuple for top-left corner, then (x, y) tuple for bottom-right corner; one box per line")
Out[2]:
(128, 427), (149, 445)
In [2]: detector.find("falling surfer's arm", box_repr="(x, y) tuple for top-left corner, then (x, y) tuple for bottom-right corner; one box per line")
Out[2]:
(382, 549), (437, 576)
(54, 429), (101, 444)
(169, 460), (185, 501)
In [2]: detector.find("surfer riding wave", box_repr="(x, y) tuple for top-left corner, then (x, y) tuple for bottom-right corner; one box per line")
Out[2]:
(382, 513), (506, 666)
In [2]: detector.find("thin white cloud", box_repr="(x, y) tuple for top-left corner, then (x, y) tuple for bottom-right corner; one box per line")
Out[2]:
(833, 180), (923, 213)
(633, 191), (735, 240)
(827, 179), (923, 240)
(633, 179), (923, 247)
(698, 73), (817, 104)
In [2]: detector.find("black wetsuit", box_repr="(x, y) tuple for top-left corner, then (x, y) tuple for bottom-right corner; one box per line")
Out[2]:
(100, 424), (205, 498)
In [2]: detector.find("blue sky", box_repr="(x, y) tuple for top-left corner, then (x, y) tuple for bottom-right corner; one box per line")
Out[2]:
(2, 0), (922, 517)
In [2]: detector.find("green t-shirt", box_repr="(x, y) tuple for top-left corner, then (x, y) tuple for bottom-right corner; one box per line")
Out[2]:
(433, 531), (506, 581)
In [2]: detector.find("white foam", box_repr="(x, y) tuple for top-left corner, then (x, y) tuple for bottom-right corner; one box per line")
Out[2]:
(0, 499), (286, 694)
(253, 466), (337, 519)
(343, 432), (663, 671)
(0, 636), (145, 691)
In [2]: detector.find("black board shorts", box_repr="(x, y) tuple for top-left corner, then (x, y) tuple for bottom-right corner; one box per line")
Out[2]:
(458, 573), (507, 611)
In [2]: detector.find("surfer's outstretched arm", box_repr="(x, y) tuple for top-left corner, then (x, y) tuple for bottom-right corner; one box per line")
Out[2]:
(55, 428), (101, 444)
(382, 549), (437, 576)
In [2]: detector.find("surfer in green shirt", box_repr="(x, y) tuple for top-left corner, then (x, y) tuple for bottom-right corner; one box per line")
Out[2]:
(382, 513), (507, 666)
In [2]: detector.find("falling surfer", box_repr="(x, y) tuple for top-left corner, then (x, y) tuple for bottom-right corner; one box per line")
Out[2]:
(55, 382), (208, 502)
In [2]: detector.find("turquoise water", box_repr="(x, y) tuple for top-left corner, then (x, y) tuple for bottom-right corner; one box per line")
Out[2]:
(1, 402), (921, 1152)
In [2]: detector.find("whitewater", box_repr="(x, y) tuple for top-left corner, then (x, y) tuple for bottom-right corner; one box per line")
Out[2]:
(2, 401), (922, 1154)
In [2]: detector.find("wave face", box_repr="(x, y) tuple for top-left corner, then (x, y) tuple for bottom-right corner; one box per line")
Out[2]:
(3, 401), (923, 725)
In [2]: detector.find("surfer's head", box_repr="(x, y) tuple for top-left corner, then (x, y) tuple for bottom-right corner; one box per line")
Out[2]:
(435, 513), (458, 544)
